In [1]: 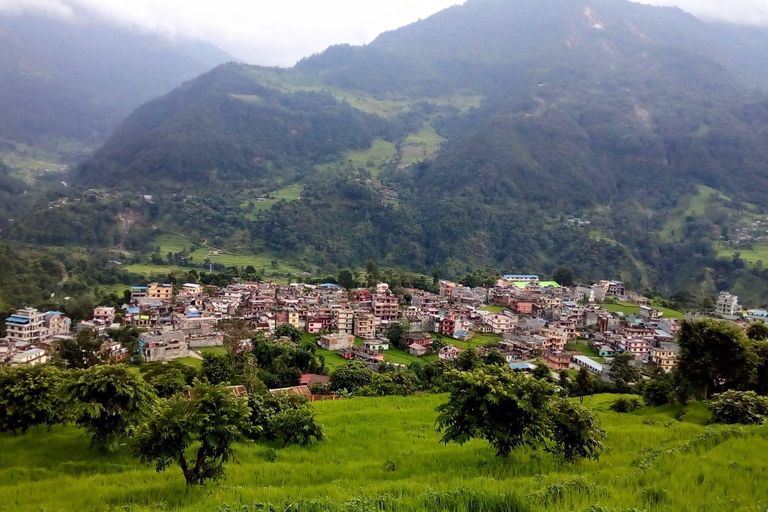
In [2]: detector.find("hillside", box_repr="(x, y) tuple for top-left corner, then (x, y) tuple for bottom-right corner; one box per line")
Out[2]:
(4, 0), (768, 301)
(0, 12), (235, 163)
(1, 393), (765, 511)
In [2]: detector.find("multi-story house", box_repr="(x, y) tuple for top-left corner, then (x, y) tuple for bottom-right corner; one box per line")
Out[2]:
(485, 313), (515, 334)
(354, 313), (376, 339)
(717, 292), (741, 317)
(5, 308), (49, 344)
(373, 293), (398, 322)
(147, 282), (174, 301)
(93, 306), (116, 325)
(44, 311), (71, 336)
(333, 308), (354, 334)
(650, 346), (677, 372)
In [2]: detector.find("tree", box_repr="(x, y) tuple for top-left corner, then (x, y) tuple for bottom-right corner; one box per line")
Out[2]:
(558, 370), (572, 396)
(574, 367), (595, 403)
(57, 329), (103, 369)
(134, 380), (251, 485)
(747, 322), (768, 341)
(246, 393), (324, 446)
(547, 399), (606, 462)
(532, 359), (553, 382)
(455, 347), (480, 371)
(609, 397), (641, 413)
(147, 368), (188, 398)
(707, 390), (768, 425)
(365, 260), (380, 287)
(337, 269), (356, 290)
(329, 361), (374, 392)
(608, 352), (640, 385)
(0, 365), (63, 434)
(552, 266), (575, 287)
(436, 367), (555, 457)
(677, 319), (757, 398)
(484, 350), (507, 366)
(200, 353), (233, 384)
(61, 365), (156, 449)
(274, 323), (302, 344)
(643, 378), (674, 407)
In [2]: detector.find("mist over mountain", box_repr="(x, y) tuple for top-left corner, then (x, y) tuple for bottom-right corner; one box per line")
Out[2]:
(0, 12), (234, 161)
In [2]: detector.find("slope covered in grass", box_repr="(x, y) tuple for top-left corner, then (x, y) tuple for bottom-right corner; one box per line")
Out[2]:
(1, 394), (767, 511)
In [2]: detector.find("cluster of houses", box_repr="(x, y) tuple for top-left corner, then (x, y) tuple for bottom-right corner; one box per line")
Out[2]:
(0, 273), (758, 381)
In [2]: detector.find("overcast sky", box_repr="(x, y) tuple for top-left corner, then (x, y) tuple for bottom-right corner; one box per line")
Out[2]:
(0, 0), (766, 65)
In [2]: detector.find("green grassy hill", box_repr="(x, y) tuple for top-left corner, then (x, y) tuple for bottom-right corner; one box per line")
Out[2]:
(1, 394), (766, 511)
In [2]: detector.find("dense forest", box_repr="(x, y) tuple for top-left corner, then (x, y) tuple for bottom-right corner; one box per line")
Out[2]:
(5, 0), (768, 304)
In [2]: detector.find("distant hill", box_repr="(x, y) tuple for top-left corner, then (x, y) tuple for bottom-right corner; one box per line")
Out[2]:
(11, 0), (768, 301)
(0, 12), (235, 162)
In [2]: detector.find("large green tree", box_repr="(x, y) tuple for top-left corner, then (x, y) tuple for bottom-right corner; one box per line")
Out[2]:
(0, 365), (63, 434)
(436, 366), (555, 457)
(61, 365), (156, 449)
(134, 380), (251, 485)
(677, 319), (757, 398)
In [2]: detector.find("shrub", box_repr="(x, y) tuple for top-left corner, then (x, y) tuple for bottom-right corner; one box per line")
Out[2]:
(643, 379), (674, 407)
(609, 397), (641, 413)
(247, 392), (324, 446)
(707, 390), (768, 424)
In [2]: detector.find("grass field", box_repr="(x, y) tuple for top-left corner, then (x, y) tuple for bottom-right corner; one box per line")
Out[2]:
(431, 332), (503, 350)
(240, 183), (304, 219)
(123, 263), (191, 276)
(2, 393), (767, 511)
(661, 185), (729, 242)
(564, 341), (605, 362)
(399, 122), (445, 168)
(316, 138), (397, 179)
(600, 301), (684, 320)
(717, 243), (768, 264)
(481, 305), (505, 313)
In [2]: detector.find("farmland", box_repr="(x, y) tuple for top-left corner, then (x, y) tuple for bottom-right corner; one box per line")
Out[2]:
(1, 393), (767, 511)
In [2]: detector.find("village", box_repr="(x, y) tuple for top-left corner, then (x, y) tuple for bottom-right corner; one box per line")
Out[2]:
(0, 273), (757, 384)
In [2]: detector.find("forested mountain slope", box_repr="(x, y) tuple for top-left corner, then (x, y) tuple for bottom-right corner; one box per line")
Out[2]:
(15, 0), (768, 300)
(0, 12), (234, 161)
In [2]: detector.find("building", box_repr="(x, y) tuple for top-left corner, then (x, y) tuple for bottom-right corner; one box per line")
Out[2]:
(333, 308), (354, 334)
(650, 347), (677, 373)
(147, 282), (174, 301)
(572, 355), (603, 376)
(354, 313), (376, 339)
(5, 308), (49, 344)
(317, 333), (355, 351)
(503, 274), (540, 285)
(10, 348), (48, 366)
(93, 306), (116, 325)
(408, 344), (429, 357)
(439, 280), (457, 298)
(373, 293), (398, 322)
(439, 345), (463, 361)
(717, 292), (742, 317)
(544, 350), (571, 370)
(44, 312), (71, 336)
(485, 313), (515, 334)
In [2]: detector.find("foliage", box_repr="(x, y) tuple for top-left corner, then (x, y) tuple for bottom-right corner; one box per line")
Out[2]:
(546, 399), (606, 462)
(200, 353), (234, 385)
(608, 352), (640, 385)
(329, 361), (375, 392)
(60, 364), (156, 449)
(436, 366), (554, 457)
(573, 367), (596, 402)
(245, 392), (323, 447)
(56, 329), (104, 369)
(134, 380), (251, 485)
(677, 319), (757, 398)
(643, 379), (674, 407)
(707, 390), (768, 425)
(746, 322), (768, 341)
(0, 365), (63, 434)
(609, 397), (642, 413)
(552, 267), (575, 287)
(357, 369), (419, 397)
(147, 368), (188, 398)
(274, 323), (302, 344)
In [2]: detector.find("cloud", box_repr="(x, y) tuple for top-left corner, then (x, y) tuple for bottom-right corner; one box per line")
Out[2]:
(0, 0), (766, 65)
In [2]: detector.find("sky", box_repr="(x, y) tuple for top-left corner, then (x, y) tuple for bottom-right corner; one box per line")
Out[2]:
(0, 0), (766, 66)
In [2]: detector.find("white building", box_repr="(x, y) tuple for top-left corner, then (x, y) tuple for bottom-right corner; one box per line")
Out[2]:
(10, 348), (48, 366)
(717, 292), (741, 317)
(5, 308), (49, 344)
(572, 355), (604, 376)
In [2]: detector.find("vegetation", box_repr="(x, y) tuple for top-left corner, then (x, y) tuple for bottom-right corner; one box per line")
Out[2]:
(707, 390), (768, 425)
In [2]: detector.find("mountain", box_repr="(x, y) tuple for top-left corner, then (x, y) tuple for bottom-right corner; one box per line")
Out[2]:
(12, 0), (768, 303)
(0, 12), (235, 162)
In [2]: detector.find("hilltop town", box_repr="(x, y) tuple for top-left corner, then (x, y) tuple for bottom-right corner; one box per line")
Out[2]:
(2, 273), (757, 384)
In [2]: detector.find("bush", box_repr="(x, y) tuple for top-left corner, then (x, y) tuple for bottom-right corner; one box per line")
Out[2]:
(707, 390), (768, 425)
(643, 379), (674, 407)
(247, 392), (324, 446)
(609, 397), (641, 413)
